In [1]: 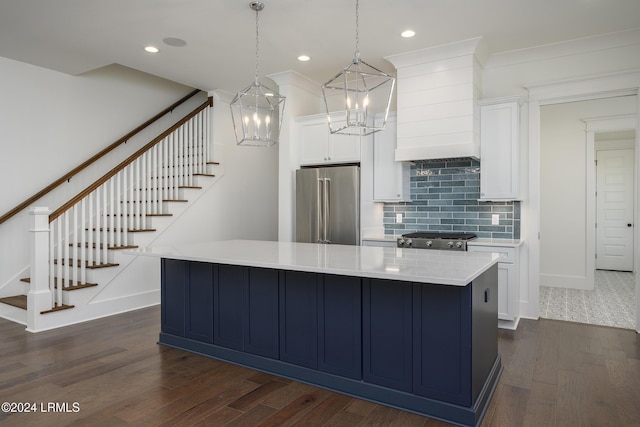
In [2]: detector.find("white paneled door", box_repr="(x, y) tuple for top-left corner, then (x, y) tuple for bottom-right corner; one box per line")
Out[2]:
(596, 149), (635, 271)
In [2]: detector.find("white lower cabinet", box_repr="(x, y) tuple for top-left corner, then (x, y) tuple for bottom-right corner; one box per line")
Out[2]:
(468, 245), (519, 323)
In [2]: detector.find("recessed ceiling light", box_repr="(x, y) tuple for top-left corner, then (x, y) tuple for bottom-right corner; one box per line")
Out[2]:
(144, 46), (159, 53)
(400, 30), (415, 38)
(297, 55), (311, 62)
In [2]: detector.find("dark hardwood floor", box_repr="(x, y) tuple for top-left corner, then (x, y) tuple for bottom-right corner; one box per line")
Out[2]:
(0, 306), (638, 426)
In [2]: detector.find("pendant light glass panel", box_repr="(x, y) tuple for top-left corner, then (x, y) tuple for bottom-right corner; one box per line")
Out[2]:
(230, 1), (285, 147)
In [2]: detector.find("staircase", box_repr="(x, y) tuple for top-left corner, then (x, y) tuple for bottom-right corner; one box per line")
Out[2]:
(0, 96), (221, 332)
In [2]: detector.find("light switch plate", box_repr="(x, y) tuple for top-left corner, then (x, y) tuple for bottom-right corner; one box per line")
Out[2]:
(491, 214), (500, 225)
(396, 213), (403, 224)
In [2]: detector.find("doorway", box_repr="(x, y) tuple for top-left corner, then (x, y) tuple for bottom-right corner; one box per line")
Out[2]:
(538, 99), (638, 330)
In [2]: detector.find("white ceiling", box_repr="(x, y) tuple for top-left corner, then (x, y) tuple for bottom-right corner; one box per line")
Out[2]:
(1, 0), (640, 93)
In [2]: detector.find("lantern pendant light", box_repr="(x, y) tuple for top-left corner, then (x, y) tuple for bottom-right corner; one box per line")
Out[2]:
(321, 0), (395, 136)
(230, 1), (285, 147)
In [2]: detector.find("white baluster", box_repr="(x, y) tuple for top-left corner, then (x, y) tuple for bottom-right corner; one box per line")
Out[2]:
(115, 174), (122, 248)
(63, 212), (70, 290)
(123, 165), (129, 247)
(55, 219), (62, 305)
(102, 182), (108, 264)
(135, 159), (141, 230)
(80, 199), (87, 285)
(187, 121), (191, 184)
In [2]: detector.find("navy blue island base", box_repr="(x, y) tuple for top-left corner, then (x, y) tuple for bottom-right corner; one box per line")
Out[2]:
(159, 258), (501, 427)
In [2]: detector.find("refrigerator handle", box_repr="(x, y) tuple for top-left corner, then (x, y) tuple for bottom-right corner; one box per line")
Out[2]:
(324, 178), (331, 243)
(317, 179), (324, 243)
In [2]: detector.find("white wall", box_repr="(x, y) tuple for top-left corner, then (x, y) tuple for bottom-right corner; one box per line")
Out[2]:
(540, 97), (637, 289)
(0, 55), (279, 302)
(0, 56), (200, 293)
(153, 90), (279, 245)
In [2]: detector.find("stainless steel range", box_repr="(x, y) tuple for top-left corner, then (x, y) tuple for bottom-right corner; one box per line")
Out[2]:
(397, 232), (477, 250)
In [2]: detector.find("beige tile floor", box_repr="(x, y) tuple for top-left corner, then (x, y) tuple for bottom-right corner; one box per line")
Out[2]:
(540, 270), (636, 330)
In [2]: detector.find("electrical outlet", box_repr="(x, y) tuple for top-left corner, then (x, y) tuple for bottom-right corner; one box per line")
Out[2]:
(491, 214), (500, 225)
(396, 213), (403, 224)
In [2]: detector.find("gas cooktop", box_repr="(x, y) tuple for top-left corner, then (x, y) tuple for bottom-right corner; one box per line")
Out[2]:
(397, 232), (477, 250)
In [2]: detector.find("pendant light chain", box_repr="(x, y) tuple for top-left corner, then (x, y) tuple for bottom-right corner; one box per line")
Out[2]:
(354, 0), (360, 59)
(254, 5), (260, 84)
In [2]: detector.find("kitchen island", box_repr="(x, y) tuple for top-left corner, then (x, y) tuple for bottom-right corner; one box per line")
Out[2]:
(131, 240), (502, 427)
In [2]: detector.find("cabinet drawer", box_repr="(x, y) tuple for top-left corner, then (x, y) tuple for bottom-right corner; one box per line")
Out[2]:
(467, 246), (515, 264)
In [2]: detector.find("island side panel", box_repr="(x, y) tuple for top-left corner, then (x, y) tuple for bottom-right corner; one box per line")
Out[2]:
(186, 261), (214, 343)
(213, 264), (247, 351)
(161, 258), (187, 337)
(362, 278), (413, 392)
(244, 267), (280, 359)
(412, 282), (472, 406)
(471, 264), (499, 402)
(317, 274), (362, 380)
(279, 270), (319, 369)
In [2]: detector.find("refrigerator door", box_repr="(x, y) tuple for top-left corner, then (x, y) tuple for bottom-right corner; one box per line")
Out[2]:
(323, 166), (360, 245)
(296, 168), (323, 243)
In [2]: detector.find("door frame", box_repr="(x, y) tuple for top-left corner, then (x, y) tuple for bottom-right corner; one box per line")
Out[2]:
(524, 70), (640, 333)
(585, 116), (636, 276)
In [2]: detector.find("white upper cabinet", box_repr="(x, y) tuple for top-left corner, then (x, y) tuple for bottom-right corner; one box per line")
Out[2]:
(373, 113), (411, 202)
(479, 99), (521, 200)
(297, 113), (361, 166)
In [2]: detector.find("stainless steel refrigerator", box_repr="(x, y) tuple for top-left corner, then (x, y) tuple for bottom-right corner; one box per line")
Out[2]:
(296, 165), (360, 245)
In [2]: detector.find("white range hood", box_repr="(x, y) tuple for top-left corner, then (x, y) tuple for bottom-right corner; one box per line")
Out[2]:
(385, 37), (488, 161)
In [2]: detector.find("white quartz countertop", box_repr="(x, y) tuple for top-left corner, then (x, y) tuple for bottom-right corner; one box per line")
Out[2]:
(127, 240), (501, 286)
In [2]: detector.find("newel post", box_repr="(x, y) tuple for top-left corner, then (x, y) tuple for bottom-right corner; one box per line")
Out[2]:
(26, 207), (52, 332)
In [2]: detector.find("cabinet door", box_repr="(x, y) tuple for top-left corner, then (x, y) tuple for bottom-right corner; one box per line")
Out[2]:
(413, 283), (472, 406)
(498, 263), (515, 321)
(244, 267), (279, 359)
(363, 278), (413, 392)
(161, 258), (187, 337)
(298, 119), (329, 165)
(186, 261), (214, 343)
(480, 101), (519, 200)
(373, 115), (410, 202)
(328, 131), (361, 163)
(318, 274), (362, 379)
(279, 271), (318, 369)
(213, 264), (247, 351)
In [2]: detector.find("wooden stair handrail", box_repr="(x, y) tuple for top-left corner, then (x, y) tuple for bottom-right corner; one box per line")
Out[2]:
(0, 89), (202, 226)
(49, 97), (213, 223)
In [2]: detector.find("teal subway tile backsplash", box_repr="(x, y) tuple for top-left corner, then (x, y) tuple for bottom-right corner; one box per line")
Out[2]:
(383, 158), (521, 239)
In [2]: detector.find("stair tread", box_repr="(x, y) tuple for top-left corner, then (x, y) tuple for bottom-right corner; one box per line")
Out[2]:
(20, 278), (98, 289)
(0, 295), (27, 310)
(71, 243), (139, 250)
(41, 304), (75, 314)
(121, 200), (187, 203)
(85, 228), (156, 232)
(105, 213), (172, 217)
(53, 259), (119, 269)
